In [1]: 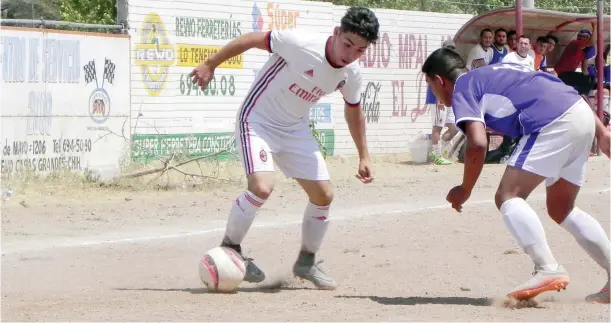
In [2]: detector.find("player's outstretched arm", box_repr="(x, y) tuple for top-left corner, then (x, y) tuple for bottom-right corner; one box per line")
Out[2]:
(344, 102), (373, 183)
(593, 110), (611, 158)
(461, 120), (488, 192)
(204, 32), (269, 69)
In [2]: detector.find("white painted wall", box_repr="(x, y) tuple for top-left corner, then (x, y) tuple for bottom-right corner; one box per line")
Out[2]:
(127, 0), (471, 160)
(0, 27), (131, 177)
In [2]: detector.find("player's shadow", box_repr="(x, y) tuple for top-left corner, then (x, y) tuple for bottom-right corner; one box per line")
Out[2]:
(114, 285), (309, 295)
(335, 295), (493, 307)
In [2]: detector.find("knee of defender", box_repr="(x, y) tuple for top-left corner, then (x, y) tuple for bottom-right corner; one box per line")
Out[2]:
(494, 191), (509, 210)
(248, 183), (274, 200)
(311, 189), (334, 206)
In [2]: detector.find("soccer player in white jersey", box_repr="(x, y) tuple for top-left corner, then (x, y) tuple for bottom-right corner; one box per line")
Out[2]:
(502, 35), (535, 70)
(422, 48), (611, 303)
(189, 7), (379, 290)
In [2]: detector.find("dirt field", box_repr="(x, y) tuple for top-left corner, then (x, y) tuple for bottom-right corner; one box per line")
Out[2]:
(2, 153), (610, 321)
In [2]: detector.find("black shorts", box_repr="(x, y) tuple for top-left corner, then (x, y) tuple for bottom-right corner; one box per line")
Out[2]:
(558, 71), (595, 95)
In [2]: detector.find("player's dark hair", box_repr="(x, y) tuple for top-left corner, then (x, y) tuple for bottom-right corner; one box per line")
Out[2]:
(480, 28), (493, 38)
(507, 29), (517, 38)
(546, 34), (558, 44)
(495, 28), (507, 35)
(422, 48), (468, 83)
(340, 7), (380, 44)
(537, 36), (550, 43)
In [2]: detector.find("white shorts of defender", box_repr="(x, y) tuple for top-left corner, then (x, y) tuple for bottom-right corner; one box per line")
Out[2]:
(235, 121), (330, 181)
(506, 98), (595, 187)
(430, 104), (456, 128)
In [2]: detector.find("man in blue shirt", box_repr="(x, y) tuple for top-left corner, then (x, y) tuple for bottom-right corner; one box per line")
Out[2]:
(422, 48), (611, 303)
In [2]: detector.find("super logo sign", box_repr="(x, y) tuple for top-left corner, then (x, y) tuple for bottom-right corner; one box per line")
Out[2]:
(134, 13), (175, 96)
(252, 2), (299, 32)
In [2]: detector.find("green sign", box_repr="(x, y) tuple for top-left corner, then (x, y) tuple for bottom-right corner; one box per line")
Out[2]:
(132, 129), (335, 164)
(312, 129), (335, 157)
(131, 132), (237, 164)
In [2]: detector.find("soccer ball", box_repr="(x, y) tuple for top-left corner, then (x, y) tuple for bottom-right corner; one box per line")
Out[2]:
(199, 246), (246, 293)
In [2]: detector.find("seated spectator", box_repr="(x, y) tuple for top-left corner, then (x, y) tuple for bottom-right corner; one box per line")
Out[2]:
(533, 36), (550, 71)
(586, 44), (610, 89)
(502, 35), (535, 70)
(466, 28), (493, 70)
(489, 28), (509, 64)
(507, 29), (517, 51)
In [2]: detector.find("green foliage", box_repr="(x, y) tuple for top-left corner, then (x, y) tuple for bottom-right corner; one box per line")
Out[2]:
(320, 0), (608, 15)
(1, 0), (61, 20)
(59, 0), (116, 25)
(309, 120), (329, 160)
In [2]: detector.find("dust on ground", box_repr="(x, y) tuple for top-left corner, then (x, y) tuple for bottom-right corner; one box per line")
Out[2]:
(2, 153), (610, 321)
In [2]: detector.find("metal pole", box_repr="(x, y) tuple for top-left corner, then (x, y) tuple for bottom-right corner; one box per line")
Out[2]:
(516, 0), (523, 36)
(595, 0), (604, 155)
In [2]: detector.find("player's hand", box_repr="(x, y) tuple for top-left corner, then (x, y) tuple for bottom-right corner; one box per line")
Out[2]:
(597, 130), (610, 158)
(189, 62), (215, 91)
(355, 157), (373, 184)
(446, 185), (471, 212)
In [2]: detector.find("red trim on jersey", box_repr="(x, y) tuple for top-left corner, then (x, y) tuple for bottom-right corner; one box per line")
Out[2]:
(344, 98), (360, 108)
(264, 31), (272, 53)
(325, 36), (343, 69)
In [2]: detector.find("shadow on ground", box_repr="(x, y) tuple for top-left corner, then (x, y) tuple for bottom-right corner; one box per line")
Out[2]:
(114, 285), (310, 295)
(335, 295), (494, 306)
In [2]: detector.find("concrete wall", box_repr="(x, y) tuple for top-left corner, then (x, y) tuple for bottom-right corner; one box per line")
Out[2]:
(1, 27), (131, 177)
(1, 0), (473, 177)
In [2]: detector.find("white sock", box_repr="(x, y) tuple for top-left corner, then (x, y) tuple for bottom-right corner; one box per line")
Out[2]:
(433, 143), (442, 156)
(301, 201), (330, 253)
(560, 207), (611, 275)
(224, 191), (266, 245)
(500, 198), (559, 271)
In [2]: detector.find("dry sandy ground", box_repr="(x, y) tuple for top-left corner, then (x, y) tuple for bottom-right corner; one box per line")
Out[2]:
(1, 153), (610, 321)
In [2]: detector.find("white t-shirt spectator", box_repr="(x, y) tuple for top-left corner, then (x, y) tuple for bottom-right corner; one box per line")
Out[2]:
(502, 51), (535, 71)
(466, 44), (493, 70)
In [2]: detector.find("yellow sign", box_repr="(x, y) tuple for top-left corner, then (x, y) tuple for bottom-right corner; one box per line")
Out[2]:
(176, 44), (243, 69)
(134, 13), (174, 96)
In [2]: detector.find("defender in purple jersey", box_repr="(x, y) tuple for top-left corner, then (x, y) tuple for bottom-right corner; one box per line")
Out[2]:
(422, 48), (611, 303)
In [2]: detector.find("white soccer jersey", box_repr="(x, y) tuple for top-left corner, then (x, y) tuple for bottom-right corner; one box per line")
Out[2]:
(465, 44), (493, 70)
(502, 51), (535, 71)
(237, 28), (362, 131)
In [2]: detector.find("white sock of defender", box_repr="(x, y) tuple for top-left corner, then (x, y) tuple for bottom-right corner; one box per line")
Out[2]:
(224, 191), (266, 245)
(301, 201), (330, 254)
(560, 207), (611, 275)
(500, 198), (559, 271)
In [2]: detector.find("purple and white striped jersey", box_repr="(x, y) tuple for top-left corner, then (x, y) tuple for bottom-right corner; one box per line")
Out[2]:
(452, 62), (582, 138)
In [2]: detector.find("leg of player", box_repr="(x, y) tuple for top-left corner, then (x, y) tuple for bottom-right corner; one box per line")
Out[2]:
(495, 166), (569, 301)
(293, 178), (337, 290)
(219, 123), (275, 284)
(220, 172), (273, 283)
(547, 179), (611, 304)
(430, 104), (452, 165)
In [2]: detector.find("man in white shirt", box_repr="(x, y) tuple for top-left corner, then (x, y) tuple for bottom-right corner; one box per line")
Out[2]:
(502, 35), (535, 70)
(190, 7), (379, 290)
(466, 28), (494, 70)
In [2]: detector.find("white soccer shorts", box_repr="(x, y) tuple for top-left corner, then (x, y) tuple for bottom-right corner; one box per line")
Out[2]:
(430, 104), (456, 128)
(235, 121), (330, 181)
(506, 98), (595, 187)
